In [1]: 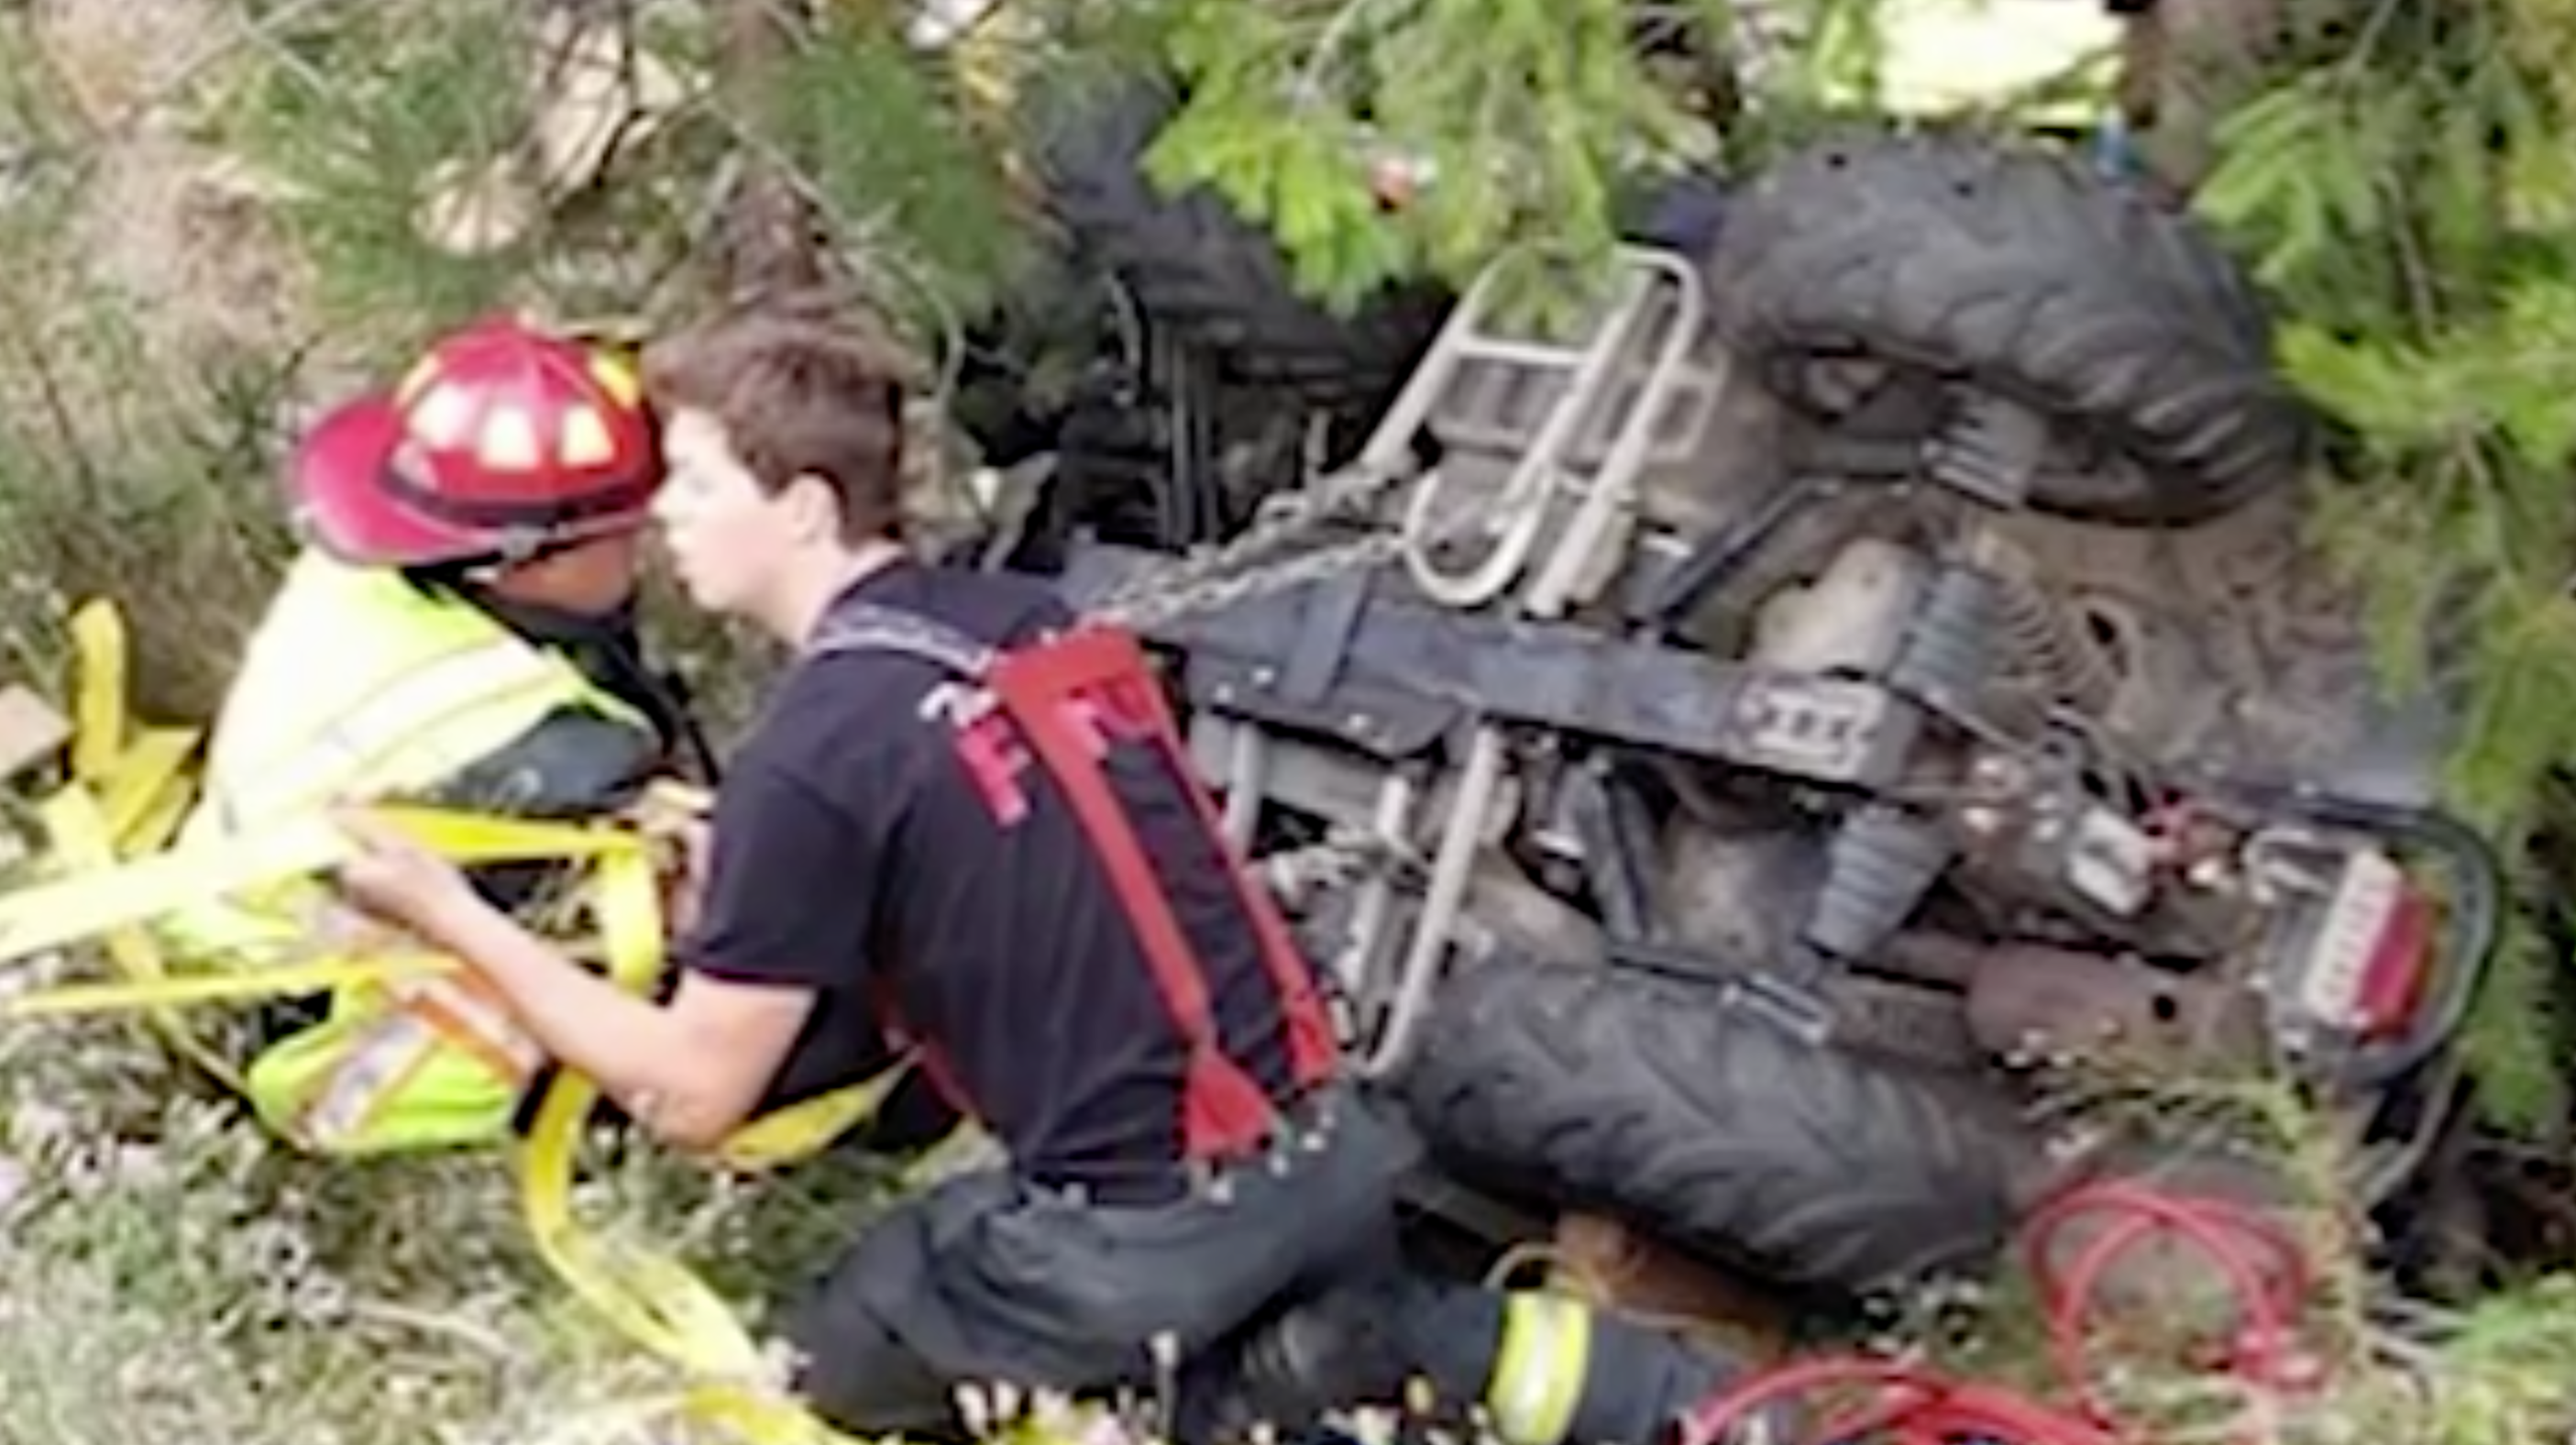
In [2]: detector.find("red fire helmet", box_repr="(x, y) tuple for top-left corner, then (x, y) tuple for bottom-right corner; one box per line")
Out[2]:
(290, 316), (665, 567)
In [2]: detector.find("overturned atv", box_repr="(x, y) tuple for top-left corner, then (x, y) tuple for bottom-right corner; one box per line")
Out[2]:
(1059, 129), (2499, 1305)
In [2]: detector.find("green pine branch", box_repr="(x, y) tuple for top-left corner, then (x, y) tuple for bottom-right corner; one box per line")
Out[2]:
(1140, 0), (1723, 327)
(2194, 0), (2576, 1131)
(725, 5), (1034, 337)
(209, 0), (548, 358)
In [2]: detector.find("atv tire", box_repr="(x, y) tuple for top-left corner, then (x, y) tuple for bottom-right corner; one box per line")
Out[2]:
(1399, 953), (2051, 1297)
(1031, 83), (1442, 412)
(1703, 131), (2309, 525)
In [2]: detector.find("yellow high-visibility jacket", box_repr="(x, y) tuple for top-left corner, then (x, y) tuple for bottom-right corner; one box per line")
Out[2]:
(159, 548), (667, 1154)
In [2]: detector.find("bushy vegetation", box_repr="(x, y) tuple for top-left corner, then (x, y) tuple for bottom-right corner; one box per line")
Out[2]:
(2182, 0), (2576, 1131)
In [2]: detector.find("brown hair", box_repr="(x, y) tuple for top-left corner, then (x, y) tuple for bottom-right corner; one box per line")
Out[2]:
(641, 304), (912, 542)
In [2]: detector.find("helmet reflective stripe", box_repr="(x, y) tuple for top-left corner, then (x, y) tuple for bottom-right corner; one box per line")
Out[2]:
(475, 403), (545, 472)
(408, 380), (480, 449)
(559, 403), (617, 468)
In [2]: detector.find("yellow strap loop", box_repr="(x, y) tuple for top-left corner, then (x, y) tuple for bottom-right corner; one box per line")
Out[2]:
(517, 842), (872, 1442)
(710, 1059), (917, 1175)
(68, 598), (130, 786)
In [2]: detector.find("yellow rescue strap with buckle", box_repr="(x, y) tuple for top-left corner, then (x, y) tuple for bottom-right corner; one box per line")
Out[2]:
(0, 599), (908, 1444)
(0, 598), (891, 1175)
(0, 947), (455, 1017)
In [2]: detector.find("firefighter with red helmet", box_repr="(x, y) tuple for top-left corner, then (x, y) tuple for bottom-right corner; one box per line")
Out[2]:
(290, 315), (670, 569)
(157, 315), (724, 1156)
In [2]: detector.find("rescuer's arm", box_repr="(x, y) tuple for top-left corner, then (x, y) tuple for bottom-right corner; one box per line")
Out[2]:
(331, 807), (815, 1152)
(424, 894), (814, 1148)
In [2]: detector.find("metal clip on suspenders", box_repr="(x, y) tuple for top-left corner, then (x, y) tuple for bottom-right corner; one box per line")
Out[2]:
(806, 601), (1339, 1168)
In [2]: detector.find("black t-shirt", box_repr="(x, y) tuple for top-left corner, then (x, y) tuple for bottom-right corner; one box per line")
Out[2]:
(675, 560), (1321, 1183)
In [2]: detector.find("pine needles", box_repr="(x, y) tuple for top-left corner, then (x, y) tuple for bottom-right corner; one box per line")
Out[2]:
(2193, 0), (2576, 1131)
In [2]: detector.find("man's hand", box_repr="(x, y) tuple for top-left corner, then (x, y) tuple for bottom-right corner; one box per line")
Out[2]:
(624, 779), (715, 935)
(328, 805), (483, 943)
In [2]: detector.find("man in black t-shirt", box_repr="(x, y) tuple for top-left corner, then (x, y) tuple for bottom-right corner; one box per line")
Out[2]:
(333, 307), (1756, 1445)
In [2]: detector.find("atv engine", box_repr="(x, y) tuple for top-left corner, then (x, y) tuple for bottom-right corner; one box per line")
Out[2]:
(1634, 518), (2477, 1119)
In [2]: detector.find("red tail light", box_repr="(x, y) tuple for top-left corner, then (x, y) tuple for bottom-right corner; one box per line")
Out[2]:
(2293, 849), (2434, 1042)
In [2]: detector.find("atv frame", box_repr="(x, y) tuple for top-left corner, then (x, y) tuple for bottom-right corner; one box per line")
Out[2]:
(1047, 128), (2500, 1307)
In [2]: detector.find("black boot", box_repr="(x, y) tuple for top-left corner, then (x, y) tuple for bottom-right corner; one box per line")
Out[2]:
(1190, 1287), (1415, 1442)
(1425, 1285), (1752, 1445)
(1205, 1273), (1766, 1445)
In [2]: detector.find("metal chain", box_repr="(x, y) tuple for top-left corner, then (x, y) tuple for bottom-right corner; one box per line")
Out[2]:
(1081, 463), (1410, 632)
(1097, 531), (1409, 634)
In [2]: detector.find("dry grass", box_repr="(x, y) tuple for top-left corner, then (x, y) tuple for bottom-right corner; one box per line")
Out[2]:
(26, 0), (322, 358)
(26, 0), (229, 125)
(0, 1), (329, 716)
(0, 1013), (714, 1445)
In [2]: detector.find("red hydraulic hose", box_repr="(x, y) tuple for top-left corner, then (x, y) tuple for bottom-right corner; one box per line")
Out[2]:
(1677, 1180), (2328, 1445)
(1679, 1355), (2119, 1445)
(2020, 1177), (2324, 1427)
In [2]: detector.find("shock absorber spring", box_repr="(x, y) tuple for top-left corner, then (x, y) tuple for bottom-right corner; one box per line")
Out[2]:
(1965, 527), (2121, 716)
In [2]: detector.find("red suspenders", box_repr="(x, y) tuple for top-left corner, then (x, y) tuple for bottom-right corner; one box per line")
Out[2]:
(813, 601), (1339, 1163)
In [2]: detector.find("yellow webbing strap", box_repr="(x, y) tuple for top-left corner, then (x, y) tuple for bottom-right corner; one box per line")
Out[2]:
(0, 803), (908, 1175)
(0, 598), (898, 1442)
(69, 598), (133, 787)
(0, 804), (634, 966)
(0, 950), (455, 1017)
(712, 1056), (917, 1176)
(61, 600), (200, 847)
(518, 842), (858, 1442)
(31, 781), (247, 1090)
(20, 601), (215, 1077)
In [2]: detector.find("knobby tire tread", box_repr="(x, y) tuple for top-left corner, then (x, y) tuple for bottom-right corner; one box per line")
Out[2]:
(1702, 130), (2311, 524)
(1400, 953), (2046, 1296)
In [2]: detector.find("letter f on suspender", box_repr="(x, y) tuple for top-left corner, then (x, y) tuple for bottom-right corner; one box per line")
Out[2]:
(809, 601), (1338, 1162)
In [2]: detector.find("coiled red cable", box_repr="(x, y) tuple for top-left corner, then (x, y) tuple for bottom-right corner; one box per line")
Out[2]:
(1677, 1179), (2324, 1445)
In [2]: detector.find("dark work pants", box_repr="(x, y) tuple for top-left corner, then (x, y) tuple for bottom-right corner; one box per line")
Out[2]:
(783, 1087), (1737, 1444)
